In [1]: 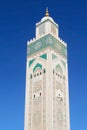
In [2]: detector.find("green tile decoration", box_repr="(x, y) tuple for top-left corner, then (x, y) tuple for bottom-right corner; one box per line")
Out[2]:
(56, 64), (63, 74)
(61, 60), (66, 69)
(52, 54), (57, 59)
(29, 59), (35, 67)
(27, 34), (67, 59)
(40, 53), (47, 60)
(33, 63), (42, 72)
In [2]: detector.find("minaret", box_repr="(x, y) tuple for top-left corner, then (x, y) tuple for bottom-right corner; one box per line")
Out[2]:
(24, 9), (70, 130)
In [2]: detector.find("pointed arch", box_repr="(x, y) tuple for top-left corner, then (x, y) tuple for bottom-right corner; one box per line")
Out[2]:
(29, 56), (46, 74)
(52, 59), (66, 75)
(56, 64), (63, 75)
(33, 63), (42, 72)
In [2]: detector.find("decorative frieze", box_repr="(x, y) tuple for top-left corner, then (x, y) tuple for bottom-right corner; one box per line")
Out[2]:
(27, 34), (67, 59)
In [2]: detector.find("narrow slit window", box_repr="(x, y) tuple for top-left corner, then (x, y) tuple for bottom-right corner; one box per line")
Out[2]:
(34, 95), (35, 98)
(43, 68), (46, 73)
(30, 74), (32, 79)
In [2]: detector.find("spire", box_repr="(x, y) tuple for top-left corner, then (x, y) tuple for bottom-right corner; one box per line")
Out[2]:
(45, 7), (49, 17)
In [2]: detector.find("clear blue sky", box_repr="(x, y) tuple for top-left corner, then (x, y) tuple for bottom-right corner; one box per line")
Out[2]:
(0, 0), (87, 130)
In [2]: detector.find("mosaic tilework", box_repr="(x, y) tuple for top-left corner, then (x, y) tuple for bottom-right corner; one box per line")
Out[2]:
(33, 63), (42, 72)
(61, 60), (66, 69)
(29, 59), (35, 67)
(56, 64), (63, 74)
(40, 53), (47, 60)
(52, 54), (58, 59)
(27, 34), (67, 59)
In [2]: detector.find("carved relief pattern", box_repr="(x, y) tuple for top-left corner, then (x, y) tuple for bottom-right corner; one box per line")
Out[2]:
(56, 80), (63, 130)
(28, 78), (32, 130)
(39, 24), (45, 35)
(54, 64), (64, 130)
(53, 72), (56, 130)
(63, 76), (67, 130)
(51, 24), (57, 36)
(43, 72), (46, 130)
(33, 80), (42, 130)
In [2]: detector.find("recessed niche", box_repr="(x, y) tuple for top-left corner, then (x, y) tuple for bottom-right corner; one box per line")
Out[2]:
(40, 92), (41, 96)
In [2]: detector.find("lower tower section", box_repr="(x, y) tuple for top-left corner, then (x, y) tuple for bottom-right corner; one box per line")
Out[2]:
(24, 47), (70, 130)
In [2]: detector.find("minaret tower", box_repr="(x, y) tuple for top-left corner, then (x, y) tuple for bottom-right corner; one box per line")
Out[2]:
(24, 9), (70, 130)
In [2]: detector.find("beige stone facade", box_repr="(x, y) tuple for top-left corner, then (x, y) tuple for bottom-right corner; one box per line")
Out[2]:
(24, 10), (70, 130)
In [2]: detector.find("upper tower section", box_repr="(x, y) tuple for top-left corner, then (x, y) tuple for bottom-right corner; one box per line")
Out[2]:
(36, 8), (59, 39)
